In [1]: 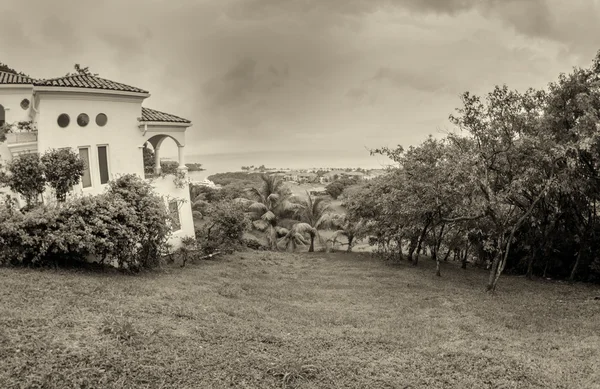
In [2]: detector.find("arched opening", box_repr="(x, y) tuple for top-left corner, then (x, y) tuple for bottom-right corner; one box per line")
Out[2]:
(142, 134), (183, 177)
(0, 104), (5, 127)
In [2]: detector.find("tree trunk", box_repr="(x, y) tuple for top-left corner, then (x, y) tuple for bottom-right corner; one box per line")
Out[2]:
(414, 224), (429, 266)
(461, 242), (470, 269)
(543, 257), (549, 278)
(486, 237), (504, 291)
(309, 234), (315, 252)
(435, 259), (441, 277)
(269, 225), (278, 251)
(442, 248), (451, 262)
(486, 252), (501, 291)
(396, 237), (404, 260)
(569, 250), (581, 283)
(347, 235), (354, 252)
(526, 247), (536, 280)
(408, 235), (418, 262)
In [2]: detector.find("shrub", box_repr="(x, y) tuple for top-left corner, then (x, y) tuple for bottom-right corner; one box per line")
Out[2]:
(189, 184), (222, 203)
(325, 181), (345, 200)
(241, 238), (268, 251)
(195, 200), (250, 254)
(108, 174), (172, 269)
(41, 148), (84, 202)
(0, 175), (171, 270)
(52, 193), (139, 266)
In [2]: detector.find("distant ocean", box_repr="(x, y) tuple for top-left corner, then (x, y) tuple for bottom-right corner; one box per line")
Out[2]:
(182, 150), (394, 181)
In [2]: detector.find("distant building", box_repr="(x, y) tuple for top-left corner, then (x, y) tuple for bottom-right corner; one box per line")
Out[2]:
(320, 170), (365, 184)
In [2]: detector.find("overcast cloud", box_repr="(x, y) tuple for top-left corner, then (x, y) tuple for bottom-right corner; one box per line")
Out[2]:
(1, 0), (599, 157)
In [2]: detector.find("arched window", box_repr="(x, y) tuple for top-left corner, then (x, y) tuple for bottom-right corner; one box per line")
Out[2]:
(0, 104), (5, 127)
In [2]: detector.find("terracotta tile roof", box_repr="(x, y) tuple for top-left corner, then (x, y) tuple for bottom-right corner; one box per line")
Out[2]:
(34, 74), (148, 94)
(140, 107), (191, 124)
(0, 71), (36, 85)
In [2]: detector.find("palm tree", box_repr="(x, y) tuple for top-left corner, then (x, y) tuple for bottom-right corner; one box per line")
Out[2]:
(327, 214), (367, 252)
(296, 191), (332, 252)
(244, 174), (301, 250)
(278, 223), (316, 252)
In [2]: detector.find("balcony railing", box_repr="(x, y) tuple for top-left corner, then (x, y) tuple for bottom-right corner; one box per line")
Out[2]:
(6, 131), (38, 144)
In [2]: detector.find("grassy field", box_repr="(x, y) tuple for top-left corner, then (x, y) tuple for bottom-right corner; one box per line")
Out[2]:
(1, 252), (599, 388)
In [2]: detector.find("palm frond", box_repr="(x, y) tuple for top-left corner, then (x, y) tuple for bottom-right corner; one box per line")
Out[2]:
(244, 187), (264, 202)
(292, 232), (309, 245)
(266, 193), (280, 203)
(278, 218), (301, 230)
(252, 219), (269, 232)
(311, 195), (330, 214)
(275, 226), (290, 237)
(291, 222), (317, 237)
(314, 212), (336, 230)
(233, 197), (254, 207)
(281, 201), (304, 213)
(248, 202), (269, 214)
(329, 230), (349, 244)
(262, 211), (276, 222)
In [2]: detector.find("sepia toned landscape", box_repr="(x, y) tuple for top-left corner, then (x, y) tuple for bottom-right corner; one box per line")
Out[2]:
(2, 1), (600, 388)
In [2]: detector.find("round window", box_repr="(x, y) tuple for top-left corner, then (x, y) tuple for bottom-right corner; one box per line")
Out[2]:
(95, 113), (108, 127)
(77, 113), (90, 127)
(57, 114), (70, 128)
(20, 99), (30, 110)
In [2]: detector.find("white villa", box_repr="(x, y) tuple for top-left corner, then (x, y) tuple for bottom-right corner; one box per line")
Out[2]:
(0, 71), (195, 248)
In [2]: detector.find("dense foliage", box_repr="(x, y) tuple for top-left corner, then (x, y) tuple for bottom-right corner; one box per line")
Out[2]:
(325, 177), (360, 200)
(5, 153), (46, 208)
(41, 148), (85, 202)
(2, 149), (85, 205)
(208, 172), (264, 186)
(194, 200), (250, 254)
(344, 51), (600, 290)
(0, 175), (171, 269)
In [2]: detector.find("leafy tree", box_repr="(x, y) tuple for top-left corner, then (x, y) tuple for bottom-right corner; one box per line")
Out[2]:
(325, 181), (345, 200)
(142, 143), (155, 174)
(4, 153), (46, 208)
(41, 148), (84, 202)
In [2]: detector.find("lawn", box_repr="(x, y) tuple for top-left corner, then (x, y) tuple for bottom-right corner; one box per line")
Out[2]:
(1, 252), (599, 388)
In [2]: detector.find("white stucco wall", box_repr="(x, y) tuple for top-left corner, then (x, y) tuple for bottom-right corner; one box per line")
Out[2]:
(0, 86), (35, 163)
(150, 174), (195, 247)
(35, 91), (146, 196)
(0, 86), (35, 203)
(0, 87), (196, 250)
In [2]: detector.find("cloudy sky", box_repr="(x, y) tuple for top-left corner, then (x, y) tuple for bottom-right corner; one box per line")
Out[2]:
(2, 0), (600, 163)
